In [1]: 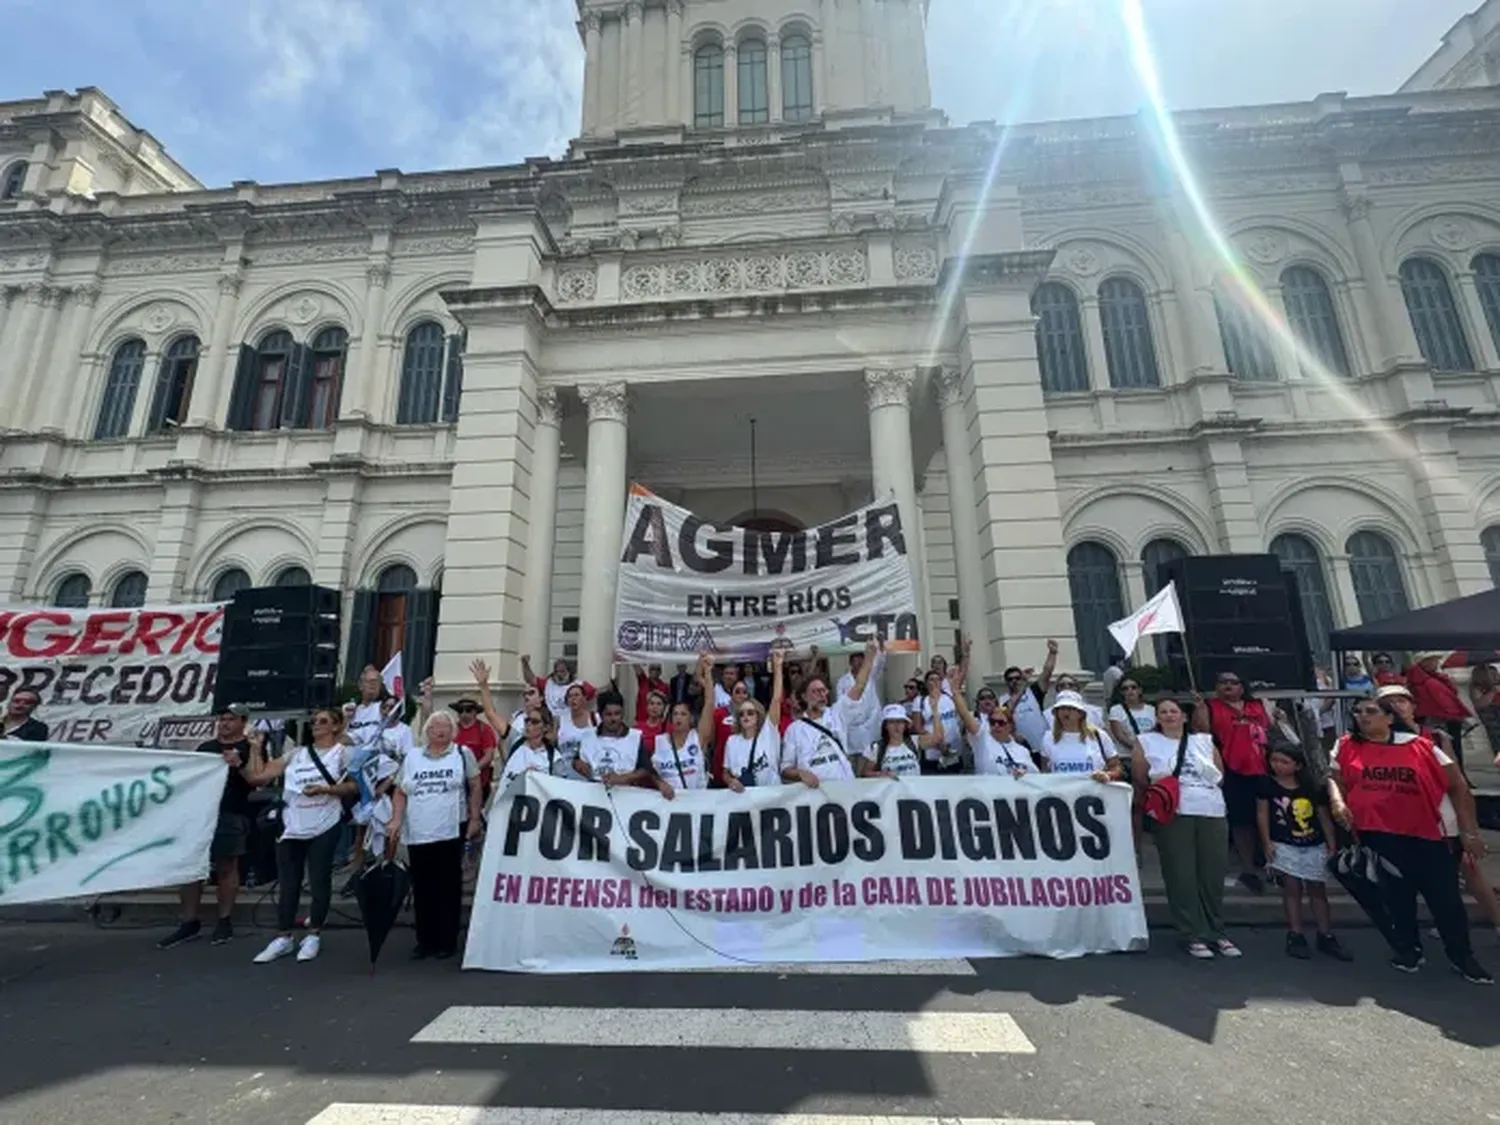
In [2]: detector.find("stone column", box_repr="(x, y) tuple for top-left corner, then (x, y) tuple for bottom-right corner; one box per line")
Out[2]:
(147, 475), (204, 600)
(576, 380), (630, 686)
(313, 473), (364, 589)
(190, 270), (244, 427)
(724, 42), (739, 126)
(582, 11), (603, 136)
(865, 367), (929, 661)
(16, 284), (63, 426)
(1199, 432), (1262, 553)
(934, 367), (993, 682)
(1342, 191), (1422, 369)
(1456, 270), (1500, 371)
(1406, 420), (1492, 597)
(812, 31), (828, 114)
(38, 283), (99, 432)
(625, 1), (644, 127)
(666, 1), (684, 125)
(356, 260), (392, 419)
(952, 253), (1078, 672)
(1330, 554), (1363, 627)
(1158, 206), (1222, 376)
(1078, 295), (1110, 390)
(519, 386), (562, 665)
(614, 12), (628, 133)
(768, 33), (783, 122)
(0, 488), (49, 600)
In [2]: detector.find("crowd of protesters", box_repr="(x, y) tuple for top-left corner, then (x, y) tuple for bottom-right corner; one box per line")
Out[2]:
(131, 636), (1500, 985)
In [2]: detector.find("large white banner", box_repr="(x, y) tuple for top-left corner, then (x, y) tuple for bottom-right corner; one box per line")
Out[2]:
(0, 603), (224, 745)
(0, 742), (228, 904)
(614, 485), (921, 664)
(465, 774), (1148, 972)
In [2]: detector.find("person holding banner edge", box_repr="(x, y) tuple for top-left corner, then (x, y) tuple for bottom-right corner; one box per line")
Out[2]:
(781, 640), (879, 786)
(574, 690), (652, 788)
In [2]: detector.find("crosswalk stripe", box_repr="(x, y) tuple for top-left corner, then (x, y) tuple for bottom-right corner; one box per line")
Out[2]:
(307, 1108), (1092, 1125)
(684, 958), (976, 976)
(411, 1006), (1037, 1053)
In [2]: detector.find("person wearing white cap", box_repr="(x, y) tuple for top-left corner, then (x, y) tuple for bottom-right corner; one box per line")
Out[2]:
(1040, 691), (1121, 781)
(858, 704), (928, 778)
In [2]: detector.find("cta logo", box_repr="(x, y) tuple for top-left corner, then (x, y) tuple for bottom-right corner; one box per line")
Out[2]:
(829, 613), (920, 645)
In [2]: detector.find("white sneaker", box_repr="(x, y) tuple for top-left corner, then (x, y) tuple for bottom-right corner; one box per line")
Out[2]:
(253, 935), (295, 964)
(296, 933), (322, 962)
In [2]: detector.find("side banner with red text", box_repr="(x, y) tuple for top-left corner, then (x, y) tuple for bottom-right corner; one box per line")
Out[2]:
(0, 603), (224, 745)
(465, 773), (1147, 972)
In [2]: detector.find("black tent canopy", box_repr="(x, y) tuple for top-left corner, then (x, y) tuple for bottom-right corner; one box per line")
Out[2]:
(1329, 587), (1500, 652)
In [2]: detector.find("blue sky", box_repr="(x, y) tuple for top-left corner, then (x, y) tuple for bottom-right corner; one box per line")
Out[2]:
(3, 0), (1480, 187)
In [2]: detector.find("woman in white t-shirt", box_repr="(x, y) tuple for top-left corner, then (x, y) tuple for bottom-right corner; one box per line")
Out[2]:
(1039, 692), (1120, 781)
(1107, 678), (1155, 782)
(555, 684), (596, 781)
(917, 669), (965, 773)
(952, 689), (1036, 779)
(1139, 697), (1238, 960)
(246, 708), (357, 965)
(388, 710), (481, 960)
(722, 649), (786, 790)
(496, 708), (567, 795)
(653, 656), (719, 795)
(858, 704), (925, 779)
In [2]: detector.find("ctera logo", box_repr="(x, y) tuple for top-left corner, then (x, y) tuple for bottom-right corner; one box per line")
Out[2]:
(617, 621), (717, 653)
(829, 613), (921, 646)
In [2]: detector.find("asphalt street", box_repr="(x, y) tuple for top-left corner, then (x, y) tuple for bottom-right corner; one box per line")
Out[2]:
(0, 921), (1495, 1125)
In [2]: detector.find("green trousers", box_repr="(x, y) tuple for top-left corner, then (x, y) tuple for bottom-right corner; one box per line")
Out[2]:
(1153, 814), (1228, 943)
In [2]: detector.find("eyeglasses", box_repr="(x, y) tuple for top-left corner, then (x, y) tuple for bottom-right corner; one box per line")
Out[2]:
(738, 709), (758, 719)
(989, 718), (1011, 728)
(524, 717), (543, 727)
(1352, 705), (1383, 716)
(313, 716), (335, 726)
(454, 704), (479, 714)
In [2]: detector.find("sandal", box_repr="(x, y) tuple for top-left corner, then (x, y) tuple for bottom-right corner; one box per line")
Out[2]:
(1214, 938), (1243, 958)
(1185, 941), (1214, 960)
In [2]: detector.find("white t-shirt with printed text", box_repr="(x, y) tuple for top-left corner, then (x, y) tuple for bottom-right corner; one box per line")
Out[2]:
(1139, 731), (1226, 819)
(970, 729), (1037, 777)
(861, 738), (922, 778)
(399, 745), (478, 845)
(782, 707), (857, 782)
(1108, 703), (1156, 743)
(723, 726), (783, 788)
(578, 727), (645, 781)
(281, 745), (349, 841)
(652, 731), (709, 792)
(917, 694), (963, 764)
(1040, 728), (1117, 775)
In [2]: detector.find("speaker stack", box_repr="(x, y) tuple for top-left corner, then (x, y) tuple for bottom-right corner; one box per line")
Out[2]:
(1159, 554), (1315, 691)
(212, 586), (341, 714)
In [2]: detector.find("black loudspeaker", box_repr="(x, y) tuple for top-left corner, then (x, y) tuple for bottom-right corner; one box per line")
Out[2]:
(213, 586), (341, 713)
(1160, 555), (1314, 691)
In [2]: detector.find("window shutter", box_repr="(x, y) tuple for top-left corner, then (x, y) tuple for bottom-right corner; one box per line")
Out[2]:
(403, 587), (440, 687)
(344, 589), (377, 681)
(280, 343), (313, 429)
(145, 359), (173, 433)
(441, 334), (464, 423)
(225, 344), (258, 430)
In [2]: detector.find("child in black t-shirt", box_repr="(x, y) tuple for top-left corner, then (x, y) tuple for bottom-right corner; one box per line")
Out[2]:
(1257, 745), (1352, 962)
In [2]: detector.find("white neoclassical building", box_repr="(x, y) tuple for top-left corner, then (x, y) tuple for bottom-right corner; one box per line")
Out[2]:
(4, 0), (1500, 700)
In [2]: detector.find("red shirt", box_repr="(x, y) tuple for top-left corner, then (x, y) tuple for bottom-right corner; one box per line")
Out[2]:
(1374, 670), (1405, 687)
(636, 720), (666, 747)
(1335, 733), (1448, 840)
(1406, 664), (1468, 723)
(711, 706), (737, 781)
(635, 677), (669, 723)
(454, 718), (499, 791)
(1207, 698), (1270, 776)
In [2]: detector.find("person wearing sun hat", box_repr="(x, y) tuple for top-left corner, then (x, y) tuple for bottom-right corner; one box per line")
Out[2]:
(1039, 691), (1121, 780)
(1404, 652), (1472, 776)
(859, 703), (925, 778)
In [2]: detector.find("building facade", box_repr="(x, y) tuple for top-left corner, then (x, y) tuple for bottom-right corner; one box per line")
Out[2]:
(3, 1), (1500, 700)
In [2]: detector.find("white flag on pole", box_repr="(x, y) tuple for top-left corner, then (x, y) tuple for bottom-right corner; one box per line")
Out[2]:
(1108, 581), (1185, 654)
(380, 651), (405, 702)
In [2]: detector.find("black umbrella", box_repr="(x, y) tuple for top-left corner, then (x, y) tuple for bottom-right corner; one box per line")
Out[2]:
(1328, 844), (1402, 951)
(353, 860), (410, 970)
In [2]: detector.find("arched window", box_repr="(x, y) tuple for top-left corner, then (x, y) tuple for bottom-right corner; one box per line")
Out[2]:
(211, 567), (252, 602)
(375, 564), (419, 667)
(109, 570), (149, 608)
(737, 38), (769, 124)
(1482, 525), (1500, 588)
(1473, 253), (1500, 359)
(1066, 542), (1125, 674)
(94, 338), (147, 439)
(1214, 289), (1277, 381)
(694, 44), (725, 128)
(1399, 258), (1474, 372)
(53, 573), (92, 608)
(1098, 277), (1161, 388)
(307, 326), (347, 428)
(398, 321), (446, 424)
(250, 330), (293, 431)
(1032, 283), (1089, 393)
(1279, 266), (1351, 377)
(147, 335), (200, 434)
(1271, 533), (1336, 670)
(274, 565), (311, 587)
(781, 34), (814, 121)
(1346, 530), (1410, 624)
(1140, 538), (1190, 666)
(1, 161), (26, 200)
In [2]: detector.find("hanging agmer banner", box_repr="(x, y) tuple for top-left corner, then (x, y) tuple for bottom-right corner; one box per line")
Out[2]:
(613, 484), (920, 663)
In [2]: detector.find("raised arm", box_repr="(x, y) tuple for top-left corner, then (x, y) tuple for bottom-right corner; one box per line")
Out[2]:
(242, 727), (286, 785)
(767, 649), (785, 730)
(955, 636), (972, 696)
(951, 677), (981, 737)
(519, 653), (537, 688)
(1037, 638), (1059, 694)
(918, 676), (946, 750)
(695, 653), (718, 747)
(469, 658), (511, 740)
(846, 639), (879, 703)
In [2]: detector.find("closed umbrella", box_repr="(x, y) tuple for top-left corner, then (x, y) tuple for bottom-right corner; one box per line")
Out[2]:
(354, 860), (410, 970)
(1328, 844), (1402, 950)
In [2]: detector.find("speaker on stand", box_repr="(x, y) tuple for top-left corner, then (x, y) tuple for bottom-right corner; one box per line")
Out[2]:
(213, 585), (342, 715)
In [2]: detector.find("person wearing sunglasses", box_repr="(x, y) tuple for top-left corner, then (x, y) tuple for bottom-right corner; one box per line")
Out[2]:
(497, 708), (564, 791)
(1192, 671), (1272, 894)
(999, 639), (1057, 752)
(951, 689), (1034, 779)
(723, 649), (786, 790)
(1330, 699), (1491, 984)
(1107, 679), (1155, 782)
(449, 693), (499, 814)
(649, 654), (719, 796)
(245, 708), (357, 964)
